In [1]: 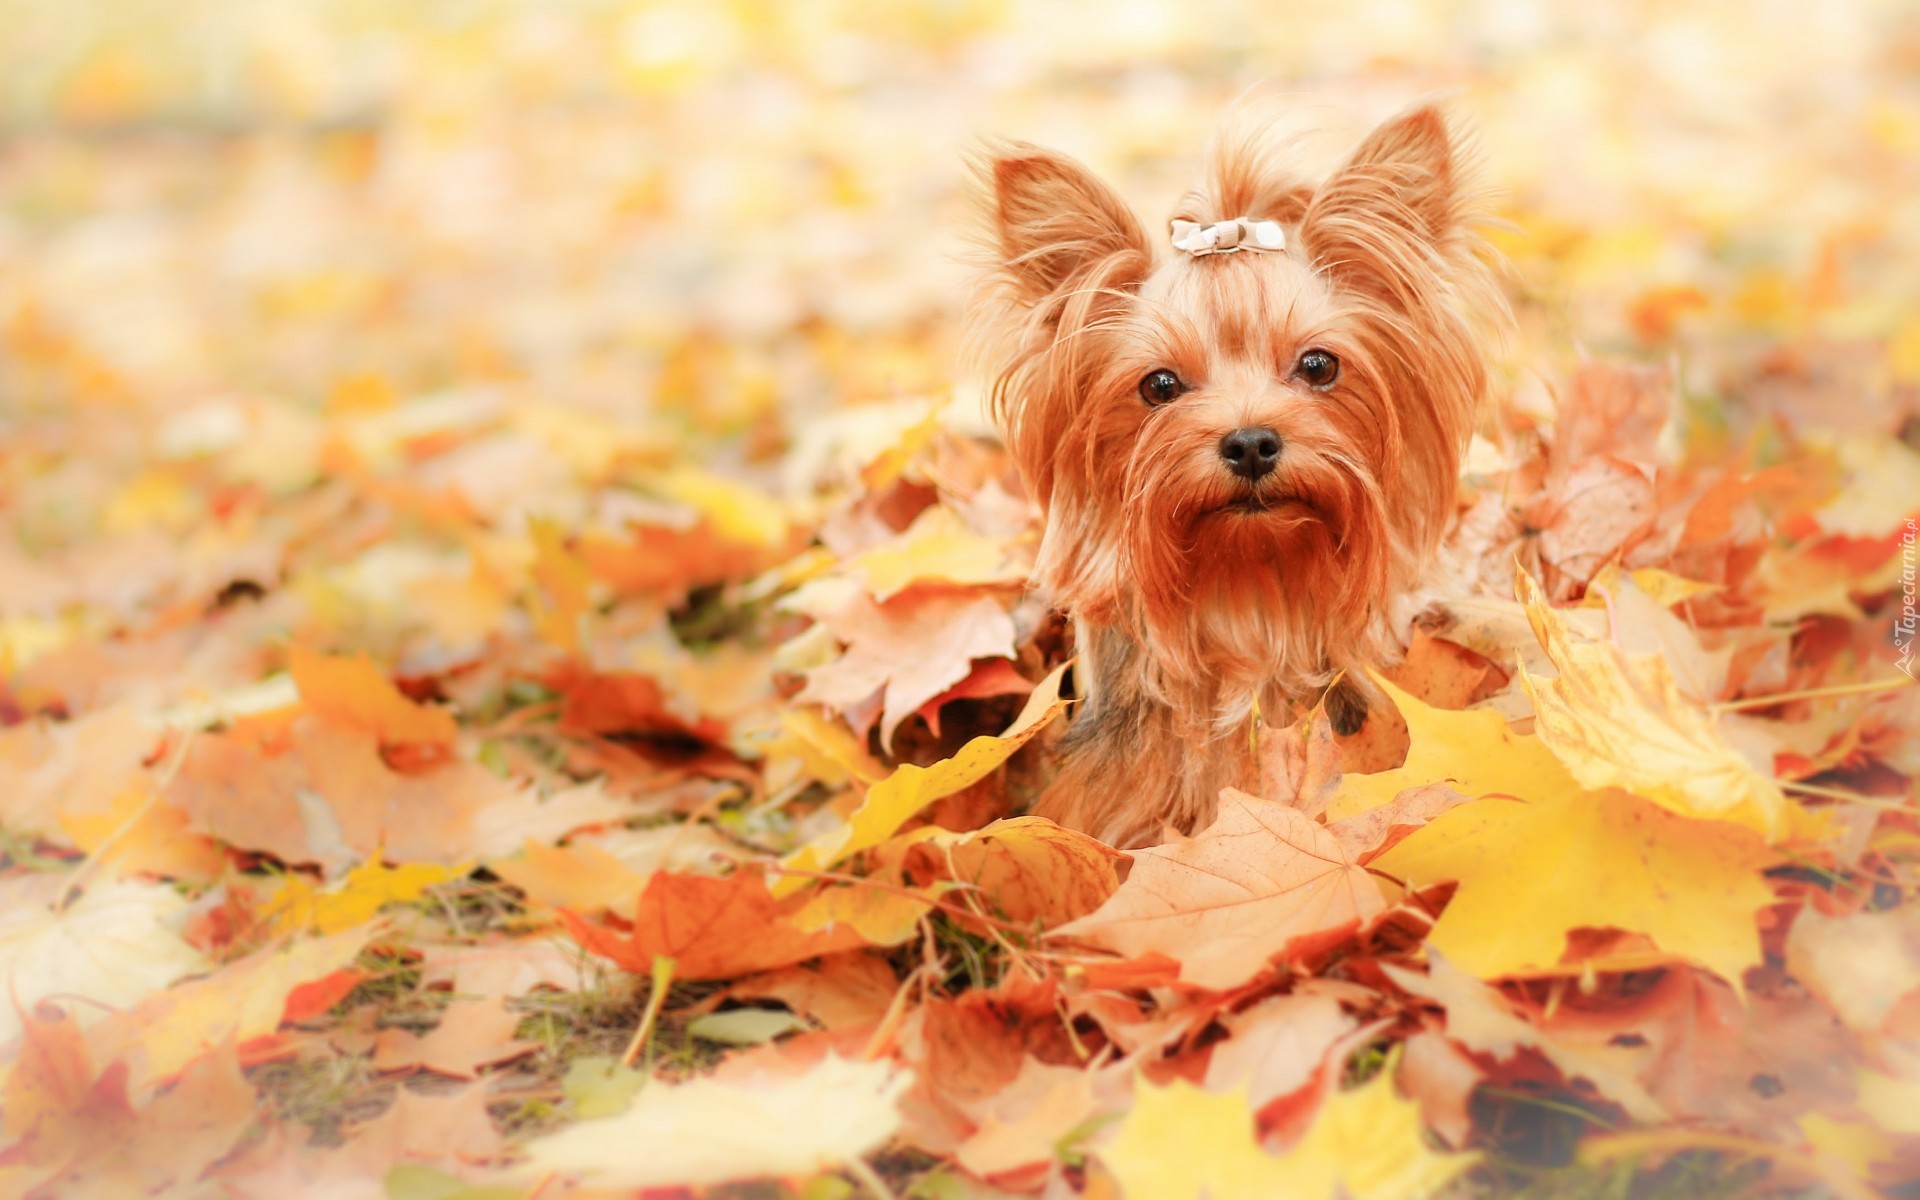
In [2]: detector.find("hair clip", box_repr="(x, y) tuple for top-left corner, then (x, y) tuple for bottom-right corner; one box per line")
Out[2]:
(1169, 217), (1286, 257)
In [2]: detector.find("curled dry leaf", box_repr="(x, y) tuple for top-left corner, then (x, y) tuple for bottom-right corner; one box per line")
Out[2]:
(774, 663), (1071, 896)
(1516, 568), (1808, 840)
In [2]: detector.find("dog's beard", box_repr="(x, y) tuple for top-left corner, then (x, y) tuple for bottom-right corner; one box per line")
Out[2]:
(1120, 423), (1391, 694)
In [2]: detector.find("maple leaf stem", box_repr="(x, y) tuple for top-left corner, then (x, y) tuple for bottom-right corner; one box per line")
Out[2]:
(56, 723), (197, 912)
(844, 1155), (897, 1200)
(861, 964), (926, 1062)
(1713, 676), (1914, 711)
(618, 954), (676, 1069)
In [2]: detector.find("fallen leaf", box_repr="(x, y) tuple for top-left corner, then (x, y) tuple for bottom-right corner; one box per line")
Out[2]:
(83, 927), (373, 1097)
(1786, 905), (1920, 1038)
(519, 1055), (909, 1189)
(796, 585), (1019, 748)
(954, 1058), (1110, 1182)
(563, 870), (870, 980)
(1326, 673), (1578, 821)
(1385, 953), (1663, 1120)
(342, 1083), (505, 1169)
(0, 877), (204, 1045)
(1372, 789), (1776, 989)
(774, 663), (1070, 896)
(1099, 1066), (1473, 1200)
(372, 998), (538, 1078)
(1517, 568), (1805, 839)
(1326, 783), (1469, 865)
(289, 646), (457, 747)
(687, 1008), (810, 1045)
(1201, 990), (1357, 1112)
(851, 504), (1024, 600)
(731, 954), (900, 1030)
(904, 815), (1124, 929)
(1053, 790), (1384, 991)
(488, 838), (652, 914)
(55, 792), (226, 883)
(269, 859), (467, 936)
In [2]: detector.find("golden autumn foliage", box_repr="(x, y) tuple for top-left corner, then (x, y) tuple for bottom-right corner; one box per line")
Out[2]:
(2, 2), (1919, 1198)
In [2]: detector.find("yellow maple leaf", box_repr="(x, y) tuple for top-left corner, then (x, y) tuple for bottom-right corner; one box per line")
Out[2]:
(771, 662), (1071, 898)
(1578, 563), (1722, 610)
(1372, 789), (1776, 988)
(851, 505), (1024, 601)
(648, 466), (790, 547)
(527, 516), (593, 653)
(1516, 568), (1809, 841)
(1326, 673), (1578, 821)
(1099, 1066), (1472, 1200)
(269, 860), (467, 936)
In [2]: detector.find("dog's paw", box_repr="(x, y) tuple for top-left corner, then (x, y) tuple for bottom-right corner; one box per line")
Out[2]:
(1325, 679), (1369, 737)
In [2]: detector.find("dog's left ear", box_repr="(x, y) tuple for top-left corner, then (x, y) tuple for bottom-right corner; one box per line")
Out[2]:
(1300, 106), (1472, 303)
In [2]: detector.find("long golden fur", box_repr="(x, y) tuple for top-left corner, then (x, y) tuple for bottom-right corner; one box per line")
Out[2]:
(970, 104), (1505, 847)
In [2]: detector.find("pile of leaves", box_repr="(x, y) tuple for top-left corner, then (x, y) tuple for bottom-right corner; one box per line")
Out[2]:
(4, 3), (1920, 1199)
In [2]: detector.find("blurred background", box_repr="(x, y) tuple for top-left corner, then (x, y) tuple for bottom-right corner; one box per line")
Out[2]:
(6, 0), (1917, 406)
(2, 0), (1916, 597)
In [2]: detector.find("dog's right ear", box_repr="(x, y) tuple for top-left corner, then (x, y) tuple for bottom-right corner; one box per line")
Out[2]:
(978, 143), (1152, 306)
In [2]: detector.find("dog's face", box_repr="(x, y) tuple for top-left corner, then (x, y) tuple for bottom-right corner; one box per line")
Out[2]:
(974, 106), (1500, 692)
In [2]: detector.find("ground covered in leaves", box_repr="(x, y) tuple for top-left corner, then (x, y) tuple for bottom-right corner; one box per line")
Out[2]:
(4, 2), (1920, 1198)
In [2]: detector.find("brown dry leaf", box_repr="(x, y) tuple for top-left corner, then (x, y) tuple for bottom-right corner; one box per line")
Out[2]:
(1053, 790), (1384, 991)
(1538, 967), (1855, 1134)
(372, 998), (538, 1079)
(487, 838), (652, 914)
(169, 717), (516, 869)
(340, 1083), (506, 1171)
(731, 953), (900, 1029)
(909, 816), (1126, 928)
(20, 1042), (257, 1200)
(56, 792), (226, 883)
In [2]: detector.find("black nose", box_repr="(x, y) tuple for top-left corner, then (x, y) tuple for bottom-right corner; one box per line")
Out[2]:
(1218, 426), (1281, 481)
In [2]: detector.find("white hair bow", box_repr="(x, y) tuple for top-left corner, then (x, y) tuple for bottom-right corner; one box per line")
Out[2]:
(1169, 217), (1286, 257)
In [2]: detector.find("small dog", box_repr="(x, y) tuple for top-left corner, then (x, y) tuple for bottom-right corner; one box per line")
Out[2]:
(970, 104), (1504, 847)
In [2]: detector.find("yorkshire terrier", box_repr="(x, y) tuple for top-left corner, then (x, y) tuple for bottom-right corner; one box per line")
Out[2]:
(971, 104), (1504, 847)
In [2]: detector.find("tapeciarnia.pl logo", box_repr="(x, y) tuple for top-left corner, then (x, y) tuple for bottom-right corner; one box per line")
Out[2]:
(1897, 516), (1917, 679)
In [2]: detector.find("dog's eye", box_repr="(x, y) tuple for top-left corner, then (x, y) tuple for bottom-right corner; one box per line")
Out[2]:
(1138, 369), (1185, 406)
(1296, 349), (1340, 388)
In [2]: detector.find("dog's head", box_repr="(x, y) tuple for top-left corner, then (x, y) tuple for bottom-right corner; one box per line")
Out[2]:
(971, 105), (1503, 690)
